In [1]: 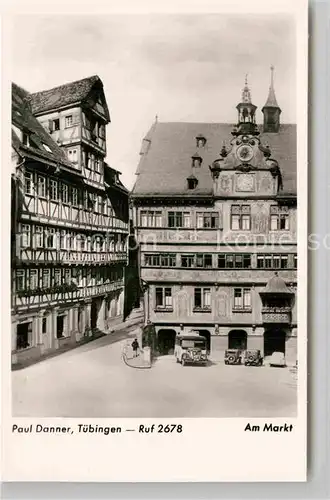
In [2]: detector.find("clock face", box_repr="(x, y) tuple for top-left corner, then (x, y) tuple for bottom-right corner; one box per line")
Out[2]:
(237, 144), (254, 163)
(236, 174), (255, 192)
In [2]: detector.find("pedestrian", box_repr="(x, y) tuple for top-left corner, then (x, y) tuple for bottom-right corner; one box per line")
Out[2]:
(132, 338), (139, 358)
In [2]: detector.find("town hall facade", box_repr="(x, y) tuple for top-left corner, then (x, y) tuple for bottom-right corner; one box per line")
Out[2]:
(131, 69), (297, 364)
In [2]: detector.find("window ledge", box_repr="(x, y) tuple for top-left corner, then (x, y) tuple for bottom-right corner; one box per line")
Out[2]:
(154, 307), (173, 313)
(193, 307), (211, 313)
(232, 308), (252, 313)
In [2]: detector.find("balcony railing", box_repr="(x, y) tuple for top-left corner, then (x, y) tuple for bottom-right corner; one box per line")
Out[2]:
(18, 250), (128, 265)
(261, 306), (292, 324)
(20, 211), (128, 233)
(13, 281), (124, 310)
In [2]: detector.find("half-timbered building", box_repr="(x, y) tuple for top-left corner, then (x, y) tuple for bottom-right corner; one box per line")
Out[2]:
(131, 70), (298, 364)
(11, 76), (129, 367)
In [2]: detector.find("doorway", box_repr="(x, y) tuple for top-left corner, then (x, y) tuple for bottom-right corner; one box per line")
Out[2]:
(91, 298), (101, 329)
(157, 329), (177, 355)
(56, 315), (65, 339)
(228, 330), (247, 350)
(264, 329), (286, 357)
(16, 322), (32, 350)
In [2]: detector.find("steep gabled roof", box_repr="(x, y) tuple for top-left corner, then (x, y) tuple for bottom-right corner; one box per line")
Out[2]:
(30, 75), (110, 120)
(132, 122), (296, 197)
(12, 82), (76, 170)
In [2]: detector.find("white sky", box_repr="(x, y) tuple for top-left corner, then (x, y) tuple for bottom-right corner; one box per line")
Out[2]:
(11, 14), (296, 190)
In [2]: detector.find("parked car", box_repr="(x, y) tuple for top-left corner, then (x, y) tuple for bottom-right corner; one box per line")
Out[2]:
(224, 349), (242, 365)
(244, 349), (263, 366)
(269, 351), (286, 367)
(174, 334), (208, 366)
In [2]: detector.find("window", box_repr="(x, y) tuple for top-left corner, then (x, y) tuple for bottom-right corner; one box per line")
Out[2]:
(140, 210), (162, 227)
(233, 288), (252, 310)
(21, 224), (30, 247)
(197, 212), (219, 229)
(29, 270), (38, 290)
(64, 269), (71, 284)
(54, 269), (61, 285)
(22, 132), (30, 147)
(183, 212), (191, 228)
(60, 230), (66, 250)
(34, 226), (44, 247)
(37, 176), (46, 197)
(67, 149), (78, 163)
(196, 136), (206, 148)
(24, 172), (33, 195)
(145, 254), (176, 267)
(160, 254), (176, 267)
(145, 254), (160, 266)
(196, 254), (213, 268)
(99, 124), (105, 138)
(71, 187), (78, 206)
(167, 211), (191, 228)
(270, 206), (289, 231)
(294, 254), (298, 268)
(49, 118), (60, 132)
(181, 255), (194, 268)
(257, 254), (289, 269)
(155, 287), (173, 309)
(194, 287), (211, 310)
(42, 318), (47, 334)
(61, 184), (69, 203)
(231, 205), (251, 230)
(46, 228), (56, 248)
(65, 115), (73, 128)
(49, 180), (58, 200)
(42, 269), (50, 288)
(95, 158), (100, 173)
(217, 254), (251, 269)
(16, 270), (25, 291)
(42, 143), (52, 153)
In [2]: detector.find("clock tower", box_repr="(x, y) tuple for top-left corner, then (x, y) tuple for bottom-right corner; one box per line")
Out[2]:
(209, 76), (282, 197)
(234, 75), (259, 136)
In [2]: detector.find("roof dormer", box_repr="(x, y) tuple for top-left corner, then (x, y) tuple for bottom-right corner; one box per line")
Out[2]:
(196, 134), (207, 148)
(191, 152), (202, 168)
(187, 174), (198, 190)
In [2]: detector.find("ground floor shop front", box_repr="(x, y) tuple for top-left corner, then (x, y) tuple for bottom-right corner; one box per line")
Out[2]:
(154, 324), (297, 365)
(11, 289), (124, 367)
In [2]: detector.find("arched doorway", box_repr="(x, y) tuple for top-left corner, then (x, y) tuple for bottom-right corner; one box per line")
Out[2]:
(264, 328), (286, 357)
(196, 330), (211, 352)
(228, 330), (247, 350)
(157, 329), (177, 355)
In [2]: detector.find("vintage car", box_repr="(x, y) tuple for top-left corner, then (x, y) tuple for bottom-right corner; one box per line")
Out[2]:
(269, 351), (286, 367)
(224, 349), (242, 365)
(174, 334), (208, 366)
(244, 349), (263, 366)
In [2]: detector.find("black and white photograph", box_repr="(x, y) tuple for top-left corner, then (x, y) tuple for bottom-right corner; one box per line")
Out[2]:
(10, 13), (300, 419)
(2, 0), (308, 483)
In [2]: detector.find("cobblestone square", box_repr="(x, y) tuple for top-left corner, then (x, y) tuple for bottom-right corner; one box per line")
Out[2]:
(12, 330), (297, 418)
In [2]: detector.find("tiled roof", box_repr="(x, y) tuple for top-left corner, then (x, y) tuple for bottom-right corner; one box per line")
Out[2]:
(30, 75), (102, 115)
(12, 83), (75, 170)
(132, 122), (296, 197)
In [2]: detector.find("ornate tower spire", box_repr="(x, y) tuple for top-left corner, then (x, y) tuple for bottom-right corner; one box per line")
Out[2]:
(241, 74), (252, 104)
(234, 76), (259, 136)
(262, 66), (281, 133)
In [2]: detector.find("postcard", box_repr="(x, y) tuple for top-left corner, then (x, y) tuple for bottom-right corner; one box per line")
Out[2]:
(1, 0), (308, 482)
